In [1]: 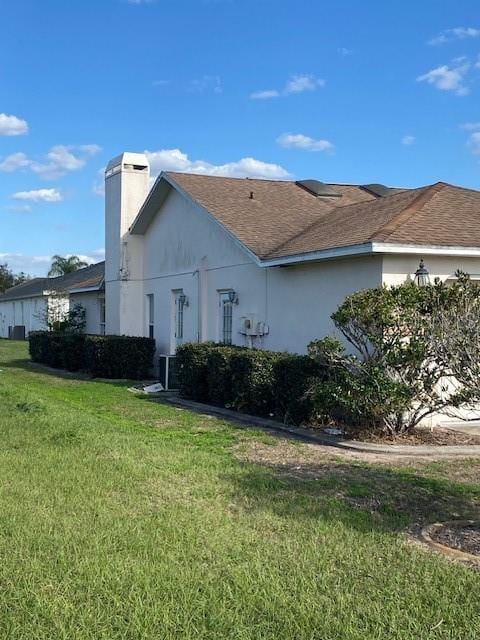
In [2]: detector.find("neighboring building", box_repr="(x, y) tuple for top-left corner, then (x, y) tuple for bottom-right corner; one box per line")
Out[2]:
(105, 152), (480, 358)
(0, 262), (105, 338)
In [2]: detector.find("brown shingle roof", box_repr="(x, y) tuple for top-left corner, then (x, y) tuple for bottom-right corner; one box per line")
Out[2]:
(168, 172), (377, 259)
(0, 262), (104, 302)
(144, 173), (480, 262)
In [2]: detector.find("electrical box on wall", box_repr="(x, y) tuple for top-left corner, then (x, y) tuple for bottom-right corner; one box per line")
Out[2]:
(239, 314), (269, 337)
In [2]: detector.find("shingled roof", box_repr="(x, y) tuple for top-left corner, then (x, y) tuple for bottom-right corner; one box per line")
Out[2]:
(0, 262), (104, 302)
(132, 172), (480, 264)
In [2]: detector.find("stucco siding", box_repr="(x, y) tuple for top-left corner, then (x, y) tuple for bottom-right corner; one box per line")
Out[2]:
(382, 254), (480, 286)
(0, 296), (48, 338)
(137, 188), (384, 354)
(70, 291), (104, 335)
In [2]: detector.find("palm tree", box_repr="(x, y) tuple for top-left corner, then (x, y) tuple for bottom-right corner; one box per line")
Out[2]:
(48, 255), (88, 277)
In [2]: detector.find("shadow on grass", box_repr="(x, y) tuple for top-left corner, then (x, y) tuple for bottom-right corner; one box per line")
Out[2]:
(230, 461), (480, 533)
(0, 357), (132, 386)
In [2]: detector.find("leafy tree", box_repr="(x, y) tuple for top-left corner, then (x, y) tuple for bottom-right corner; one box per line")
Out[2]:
(0, 263), (30, 293)
(308, 274), (480, 434)
(35, 296), (86, 333)
(48, 255), (88, 277)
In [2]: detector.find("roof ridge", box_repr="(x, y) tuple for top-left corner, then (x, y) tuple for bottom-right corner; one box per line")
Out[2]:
(371, 183), (445, 243)
(165, 171), (294, 184)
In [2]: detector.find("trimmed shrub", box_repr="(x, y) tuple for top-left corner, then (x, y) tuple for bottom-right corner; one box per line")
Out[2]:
(175, 342), (218, 402)
(229, 348), (284, 416)
(206, 345), (239, 407)
(29, 331), (52, 364)
(176, 342), (326, 424)
(84, 335), (155, 379)
(29, 332), (155, 379)
(273, 355), (325, 425)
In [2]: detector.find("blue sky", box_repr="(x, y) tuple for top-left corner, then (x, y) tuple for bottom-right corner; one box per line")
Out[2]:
(1, 0), (480, 275)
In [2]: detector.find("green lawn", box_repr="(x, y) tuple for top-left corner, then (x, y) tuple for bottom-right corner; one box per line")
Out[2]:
(0, 340), (479, 640)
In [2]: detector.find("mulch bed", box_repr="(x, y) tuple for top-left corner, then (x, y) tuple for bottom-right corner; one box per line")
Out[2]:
(431, 522), (480, 556)
(328, 426), (480, 446)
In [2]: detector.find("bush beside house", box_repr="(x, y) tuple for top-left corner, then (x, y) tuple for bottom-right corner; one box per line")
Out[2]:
(29, 332), (155, 379)
(176, 342), (327, 424)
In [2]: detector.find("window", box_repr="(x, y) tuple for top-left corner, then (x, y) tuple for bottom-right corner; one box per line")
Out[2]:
(147, 294), (154, 339)
(99, 297), (106, 335)
(174, 291), (186, 347)
(219, 291), (233, 345)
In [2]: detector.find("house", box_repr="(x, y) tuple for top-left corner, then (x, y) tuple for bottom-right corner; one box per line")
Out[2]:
(105, 152), (480, 357)
(0, 261), (105, 338)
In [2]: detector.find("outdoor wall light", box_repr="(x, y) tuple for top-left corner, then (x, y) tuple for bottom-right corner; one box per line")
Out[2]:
(228, 290), (239, 304)
(414, 259), (430, 286)
(179, 294), (189, 307)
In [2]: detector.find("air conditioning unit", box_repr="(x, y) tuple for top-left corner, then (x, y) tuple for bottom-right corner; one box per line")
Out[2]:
(239, 315), (269, 336)
(158, 355), (178, 390)
(9, 325), (26, 341)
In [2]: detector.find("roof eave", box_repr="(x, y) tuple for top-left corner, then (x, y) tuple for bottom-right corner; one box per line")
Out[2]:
(260, 241), (480, 267)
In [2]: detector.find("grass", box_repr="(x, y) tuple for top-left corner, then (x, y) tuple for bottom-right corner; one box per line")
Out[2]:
(0, 339), (479, 639)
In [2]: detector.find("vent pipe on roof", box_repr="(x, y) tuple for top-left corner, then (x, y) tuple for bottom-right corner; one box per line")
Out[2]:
(295, 180), (342, 198)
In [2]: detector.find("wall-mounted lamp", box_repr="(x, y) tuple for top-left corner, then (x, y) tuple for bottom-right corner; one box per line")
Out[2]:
(228, 290), (239, 305)
(179, 293), (189, 307)
(414, 259), (430, 287)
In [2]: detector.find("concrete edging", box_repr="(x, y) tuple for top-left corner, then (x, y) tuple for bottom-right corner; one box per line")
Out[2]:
(165, 396), (480, 457)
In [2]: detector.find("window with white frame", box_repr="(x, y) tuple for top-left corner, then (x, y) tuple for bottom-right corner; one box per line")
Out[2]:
(147, 294), (154, 339)
(173, 290), (186, 348)
(99, 297), (106, 335)
(219, 291), (233, 345)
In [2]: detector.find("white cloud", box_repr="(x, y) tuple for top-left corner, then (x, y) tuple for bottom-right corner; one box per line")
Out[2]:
(276, 133), (334, 152)
(79, 144), (102, 156)
(145, 148), (291, 179)
(402, 135), (415, 146)
(0, 152), (31, 172)
(468, 131), (480, 154)
(285, 74), (325, 93)
(250, 74), (325, 100)
(189, 75), (222, 94)
(0, 113), (28, 136)
(12, 188), (62, 203)
(5, 204), (32, 213)
(0, 144), (101, 179)
(249, 89), (280, 100)
(337, 47), (353, 56)
(461, 122), (480, 130)
(428, 27), (480, 46)
(417, 61), (470, 95)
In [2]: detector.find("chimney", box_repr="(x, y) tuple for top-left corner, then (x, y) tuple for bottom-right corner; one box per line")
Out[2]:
(105, 152), (150, 335)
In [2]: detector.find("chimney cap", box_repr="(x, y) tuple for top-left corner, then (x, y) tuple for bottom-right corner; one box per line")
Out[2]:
(106, 152), (149, 174)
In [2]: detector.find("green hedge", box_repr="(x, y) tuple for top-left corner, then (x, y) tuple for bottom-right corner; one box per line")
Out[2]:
(175, 343), (327, 424)
(84, 335), (155, 379)
(29, 332), (155, 379)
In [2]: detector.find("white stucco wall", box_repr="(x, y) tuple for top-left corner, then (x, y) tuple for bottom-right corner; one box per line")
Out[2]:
(0, 296), (48, 338)
(137, 188), (383, 355)
(382, 254), (480, 286)
(69, 291), (104, 335)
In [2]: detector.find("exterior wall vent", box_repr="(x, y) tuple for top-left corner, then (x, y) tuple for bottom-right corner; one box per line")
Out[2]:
(361, 183), (391, 197)
(295, 180), (342, 198)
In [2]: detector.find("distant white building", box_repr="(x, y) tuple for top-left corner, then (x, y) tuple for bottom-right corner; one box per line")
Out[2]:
(0, 262), (105, 338)
(104, 152), (480, 356)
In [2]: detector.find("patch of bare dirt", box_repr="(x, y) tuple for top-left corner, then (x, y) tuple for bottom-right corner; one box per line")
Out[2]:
(234, 438), (473, 473)
(432, 522), (480, 556)
(341, 426), (480, 446)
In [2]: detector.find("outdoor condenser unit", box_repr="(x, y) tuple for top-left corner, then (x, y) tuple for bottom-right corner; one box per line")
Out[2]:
(158, 355), (178, 391)
(9, 325), (26, 340)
